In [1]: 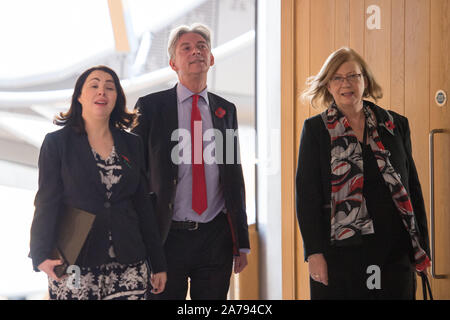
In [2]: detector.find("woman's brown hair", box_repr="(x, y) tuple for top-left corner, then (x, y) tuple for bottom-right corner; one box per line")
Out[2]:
(54, 65), (136, 132)
(301, 47), (383, 109)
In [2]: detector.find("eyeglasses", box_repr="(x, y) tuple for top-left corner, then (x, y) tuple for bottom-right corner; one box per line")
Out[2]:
(329, 73), (363, 85)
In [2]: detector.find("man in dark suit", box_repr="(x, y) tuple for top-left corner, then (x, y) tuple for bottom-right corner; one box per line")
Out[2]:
(132, 23), (250, 300)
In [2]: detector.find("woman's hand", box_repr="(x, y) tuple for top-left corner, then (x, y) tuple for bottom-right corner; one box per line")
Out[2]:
(150, 271), (167, 294)
(307, 253), (328, 286)
(38, 259), (64, 281)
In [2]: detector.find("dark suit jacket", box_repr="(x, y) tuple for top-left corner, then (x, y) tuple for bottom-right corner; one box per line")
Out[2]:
(30, 125), (167, 273)
(132, 85), (250, 255)
(296, 101), (430, 261)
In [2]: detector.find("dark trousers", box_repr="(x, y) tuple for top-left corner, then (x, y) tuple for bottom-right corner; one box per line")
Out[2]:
(310, 245), (416, 300)
(152, 213), (234, 300)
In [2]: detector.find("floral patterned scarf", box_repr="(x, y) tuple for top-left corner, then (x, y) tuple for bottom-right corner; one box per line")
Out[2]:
(321, 102), (430, 272)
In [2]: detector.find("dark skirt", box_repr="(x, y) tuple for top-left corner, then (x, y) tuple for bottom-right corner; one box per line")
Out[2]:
(310, 243), (416, 300)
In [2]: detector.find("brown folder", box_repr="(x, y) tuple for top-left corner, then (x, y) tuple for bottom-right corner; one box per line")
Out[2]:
(50, 207), (96, 278)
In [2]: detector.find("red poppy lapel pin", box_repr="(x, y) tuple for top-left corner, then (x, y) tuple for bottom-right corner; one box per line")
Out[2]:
(385, 120), (395, 130)
(120, 154), (131, 168)
(380, 119), (395, 135)
(215, 107), (226, 119)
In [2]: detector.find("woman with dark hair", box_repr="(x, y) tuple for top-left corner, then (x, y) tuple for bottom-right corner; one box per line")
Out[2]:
(296, 48), (430, 299)
(30, 65), (167, 300)
(54, 65), (134, 132)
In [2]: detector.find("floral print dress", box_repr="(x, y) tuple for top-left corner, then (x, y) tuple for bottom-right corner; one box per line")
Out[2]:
(48, 146), (150, 300)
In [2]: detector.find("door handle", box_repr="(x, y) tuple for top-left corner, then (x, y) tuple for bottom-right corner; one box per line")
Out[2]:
(429, 129), (447, 279)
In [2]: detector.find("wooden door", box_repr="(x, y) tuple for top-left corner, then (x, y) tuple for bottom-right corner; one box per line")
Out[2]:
(430, 0), (450, 300)
(281, 0), (450, 299)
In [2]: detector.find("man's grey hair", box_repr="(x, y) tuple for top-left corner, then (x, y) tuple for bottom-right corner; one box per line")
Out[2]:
(167, 23), (212, 60)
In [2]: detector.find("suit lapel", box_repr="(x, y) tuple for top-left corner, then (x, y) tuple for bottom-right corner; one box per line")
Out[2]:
(71, 129), (106, 197)
(366, 101), (408, 185)
(161, 85), (179, 178)
(207, 93), (226, 133)
(366, 100), (395, 136)
(207, 92), (227, 178)
(110, 128), (136, 200)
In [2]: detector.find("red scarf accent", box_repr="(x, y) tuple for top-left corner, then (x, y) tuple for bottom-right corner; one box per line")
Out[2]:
(322, 103), (430, 272)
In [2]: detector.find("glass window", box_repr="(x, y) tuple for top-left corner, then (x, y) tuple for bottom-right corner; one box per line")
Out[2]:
(0, 0), (255, 299)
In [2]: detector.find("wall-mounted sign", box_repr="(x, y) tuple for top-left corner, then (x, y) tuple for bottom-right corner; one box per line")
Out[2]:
(435, 90), (447, 107)
(366, 5), (381, 30)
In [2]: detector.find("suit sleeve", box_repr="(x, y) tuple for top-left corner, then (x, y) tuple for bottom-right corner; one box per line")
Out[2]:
(132, 136), (167, 273)
(296, 119), (326, 261)
(402, 117), (430, 257)
(29, 133), (64, 271)
(231, 104), (250, 250)
(132, 97), (150, 174)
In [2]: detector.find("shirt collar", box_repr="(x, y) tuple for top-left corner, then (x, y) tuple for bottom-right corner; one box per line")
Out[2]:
(177, 82), (209, 105)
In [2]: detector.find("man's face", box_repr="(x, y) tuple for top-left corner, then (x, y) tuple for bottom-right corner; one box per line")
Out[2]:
(169, 32), (215, 78)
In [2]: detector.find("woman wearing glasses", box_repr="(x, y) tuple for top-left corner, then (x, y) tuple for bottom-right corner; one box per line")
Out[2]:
(296, 47), (430, 299)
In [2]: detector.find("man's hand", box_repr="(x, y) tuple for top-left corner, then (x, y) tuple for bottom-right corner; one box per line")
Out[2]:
(233, 252), (248, 274)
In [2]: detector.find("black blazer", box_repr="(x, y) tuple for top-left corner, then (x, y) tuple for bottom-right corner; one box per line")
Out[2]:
(30, 126), (167, 273)
(296, 101), (430, 261)
(132, 85), (250, 254)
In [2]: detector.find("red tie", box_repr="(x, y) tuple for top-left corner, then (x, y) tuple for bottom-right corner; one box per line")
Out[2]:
(191, 95), (207, 214)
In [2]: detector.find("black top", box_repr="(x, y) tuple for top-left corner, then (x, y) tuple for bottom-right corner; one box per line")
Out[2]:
(361, 141), (413, 264)
(92, 146), (122, 259)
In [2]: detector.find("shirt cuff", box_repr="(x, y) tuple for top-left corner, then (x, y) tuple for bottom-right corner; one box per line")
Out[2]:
(239, 248), (250, 254)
